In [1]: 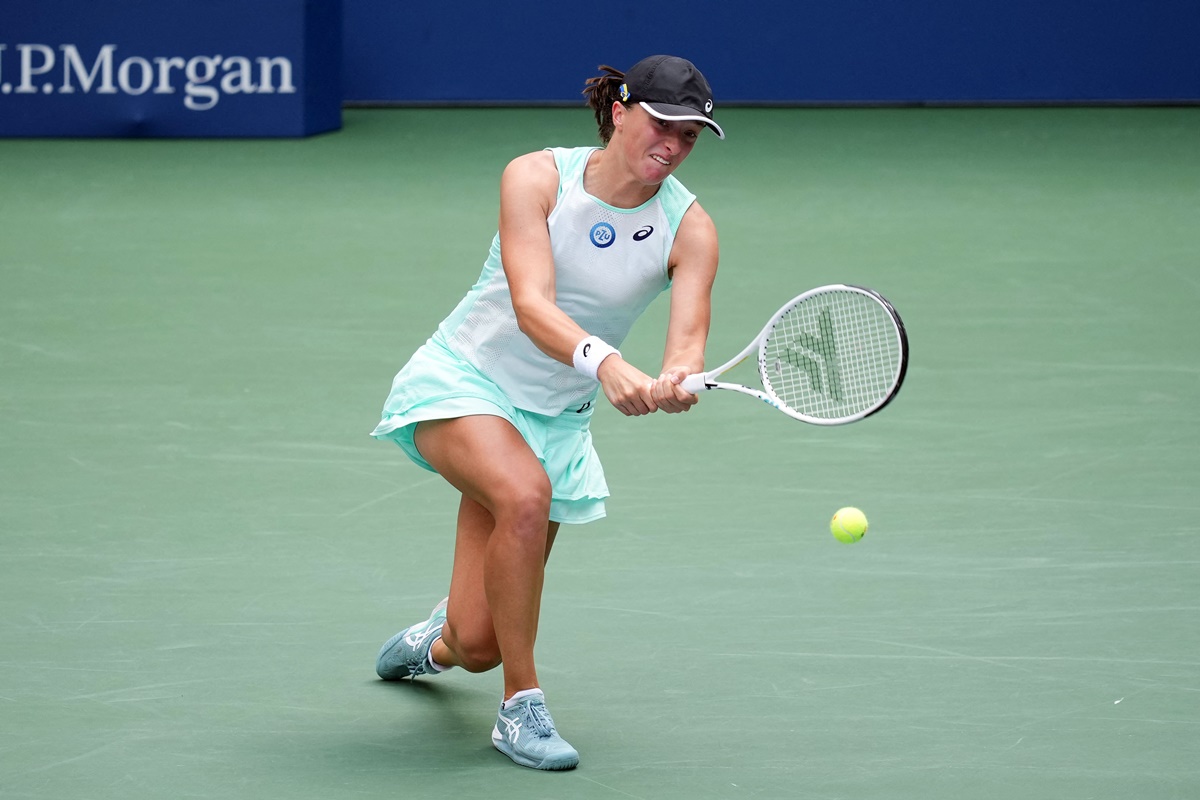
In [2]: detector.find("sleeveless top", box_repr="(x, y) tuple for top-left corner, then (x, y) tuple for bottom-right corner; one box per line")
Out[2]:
(434, 146), (697, 415)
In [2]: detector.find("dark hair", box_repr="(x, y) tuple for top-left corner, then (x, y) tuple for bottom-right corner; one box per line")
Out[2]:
(582, 65), (628, 145)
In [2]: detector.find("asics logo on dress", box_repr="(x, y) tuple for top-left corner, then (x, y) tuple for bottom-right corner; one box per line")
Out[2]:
(633, 225), (654, 241)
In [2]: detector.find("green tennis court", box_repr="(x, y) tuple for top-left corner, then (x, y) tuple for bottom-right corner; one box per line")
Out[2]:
(3, 107), (1198, 799)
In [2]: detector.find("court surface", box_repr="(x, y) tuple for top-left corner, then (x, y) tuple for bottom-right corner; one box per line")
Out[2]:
(2, 107), (1198, 799)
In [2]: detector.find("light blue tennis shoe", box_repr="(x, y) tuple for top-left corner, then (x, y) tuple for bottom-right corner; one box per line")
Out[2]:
(375, 597), (449, 680)
(491, 689), (579, 770)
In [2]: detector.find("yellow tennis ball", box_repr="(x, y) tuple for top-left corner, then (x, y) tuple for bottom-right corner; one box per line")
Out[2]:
(831, 507), (868, 543)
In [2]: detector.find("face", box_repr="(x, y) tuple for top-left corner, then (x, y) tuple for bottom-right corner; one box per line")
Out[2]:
(612, 102), (705, 185)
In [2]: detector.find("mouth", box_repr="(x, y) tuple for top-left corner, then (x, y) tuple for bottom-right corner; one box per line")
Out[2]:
(650, 154), (671, 167)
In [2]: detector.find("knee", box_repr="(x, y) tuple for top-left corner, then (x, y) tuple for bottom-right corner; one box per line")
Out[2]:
(495, 479), (553, 544)
(442, 622), (502, 673)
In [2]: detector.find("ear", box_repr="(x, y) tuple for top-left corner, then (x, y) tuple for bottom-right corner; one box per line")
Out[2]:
(611, 100), (625, 130)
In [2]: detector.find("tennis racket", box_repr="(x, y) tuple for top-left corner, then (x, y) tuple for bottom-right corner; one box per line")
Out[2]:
(681, 284), (908, 425)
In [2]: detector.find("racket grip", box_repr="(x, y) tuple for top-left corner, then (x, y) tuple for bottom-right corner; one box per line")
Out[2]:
(680, 373), (712, 394)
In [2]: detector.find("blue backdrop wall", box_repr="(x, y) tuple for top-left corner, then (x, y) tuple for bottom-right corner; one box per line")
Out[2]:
(342, 0), (1200, 104)
(3, 1), (1195, 137)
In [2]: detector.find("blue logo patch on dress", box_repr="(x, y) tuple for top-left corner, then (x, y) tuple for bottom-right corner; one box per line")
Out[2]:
(589, 222), (616, 248)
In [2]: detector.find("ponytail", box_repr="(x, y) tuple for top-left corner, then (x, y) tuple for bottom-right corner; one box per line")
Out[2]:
(582, 65), (628, 145)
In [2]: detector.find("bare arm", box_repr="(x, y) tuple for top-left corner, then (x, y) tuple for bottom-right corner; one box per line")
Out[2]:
(498, 152), (657, 415)
(651, 201), (719, 413)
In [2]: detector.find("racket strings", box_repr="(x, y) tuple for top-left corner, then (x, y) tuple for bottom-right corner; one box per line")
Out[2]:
(761, 290), (902, 420)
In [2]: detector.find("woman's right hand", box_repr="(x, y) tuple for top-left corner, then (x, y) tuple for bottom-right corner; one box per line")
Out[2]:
(597, 356), (658, 416)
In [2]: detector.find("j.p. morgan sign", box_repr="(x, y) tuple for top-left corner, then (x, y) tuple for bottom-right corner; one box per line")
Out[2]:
(1, 44), (298, 111)
(0, 0), (341, 137)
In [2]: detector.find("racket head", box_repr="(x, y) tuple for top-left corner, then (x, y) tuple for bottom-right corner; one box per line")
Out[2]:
(756, 284), (908, 425)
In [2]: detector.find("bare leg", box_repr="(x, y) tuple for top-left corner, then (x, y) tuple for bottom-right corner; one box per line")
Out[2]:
(415, 415), (560, 699)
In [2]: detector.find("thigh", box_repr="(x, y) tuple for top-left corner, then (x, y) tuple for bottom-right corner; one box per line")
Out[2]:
(414, 414), (552, 515)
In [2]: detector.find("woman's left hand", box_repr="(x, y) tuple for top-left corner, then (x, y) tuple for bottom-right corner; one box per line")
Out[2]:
(649, 366), (700, 414)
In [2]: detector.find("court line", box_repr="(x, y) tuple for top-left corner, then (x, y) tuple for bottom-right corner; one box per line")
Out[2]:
(721, 651), (1200, 667)
(26, 741), (124, 773)
(338, 474), (442, 518)
(66, 678), (213, 702)
(852, 637), (1037, 672)
(577, 775), (649, 799)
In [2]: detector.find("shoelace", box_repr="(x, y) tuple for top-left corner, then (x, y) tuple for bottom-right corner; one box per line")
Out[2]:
(524, 701), (557, 739)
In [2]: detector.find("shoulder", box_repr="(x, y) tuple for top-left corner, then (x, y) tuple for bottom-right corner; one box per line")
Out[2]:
(677, 200), (718, 246)
(502, 150), (559, 187)
(500, 150), (561, 210)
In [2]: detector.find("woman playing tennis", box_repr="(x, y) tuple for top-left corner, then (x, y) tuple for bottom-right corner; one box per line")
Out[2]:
(370, 55), (724, 770)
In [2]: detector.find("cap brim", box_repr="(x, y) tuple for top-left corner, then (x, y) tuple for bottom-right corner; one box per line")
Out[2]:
(640, 101), (725, 140)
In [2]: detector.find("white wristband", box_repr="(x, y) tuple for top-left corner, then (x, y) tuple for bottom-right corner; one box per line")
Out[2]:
(572, 335), (621, 381)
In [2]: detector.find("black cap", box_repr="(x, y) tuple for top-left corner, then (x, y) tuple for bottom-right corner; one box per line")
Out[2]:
(619, 55), (724, 140)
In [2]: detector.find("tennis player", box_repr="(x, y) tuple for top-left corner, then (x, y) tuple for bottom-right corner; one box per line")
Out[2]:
(370, 55), (724, 771)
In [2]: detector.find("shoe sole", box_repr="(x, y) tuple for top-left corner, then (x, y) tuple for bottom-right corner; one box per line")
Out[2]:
(375, 629), (419, 680)
(491, 729), (579, 770)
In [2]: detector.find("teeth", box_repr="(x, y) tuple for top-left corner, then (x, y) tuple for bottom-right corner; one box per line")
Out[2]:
(651, 155), (669, 165)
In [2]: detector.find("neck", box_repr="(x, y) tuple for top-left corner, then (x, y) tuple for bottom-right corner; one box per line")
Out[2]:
(584, 147), (660, 209)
